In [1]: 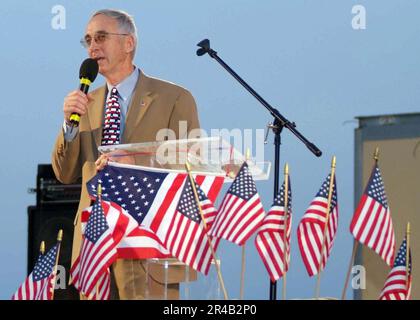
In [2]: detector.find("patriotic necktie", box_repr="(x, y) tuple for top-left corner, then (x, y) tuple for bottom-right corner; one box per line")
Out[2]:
(101, 87), (121, 146)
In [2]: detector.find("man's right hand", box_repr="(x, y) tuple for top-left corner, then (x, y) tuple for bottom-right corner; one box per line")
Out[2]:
(95, 154), (109, 172)
(63, 90), (92, 124)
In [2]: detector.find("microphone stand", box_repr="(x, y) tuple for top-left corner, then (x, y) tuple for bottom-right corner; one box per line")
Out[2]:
(196, 39), (322, 300)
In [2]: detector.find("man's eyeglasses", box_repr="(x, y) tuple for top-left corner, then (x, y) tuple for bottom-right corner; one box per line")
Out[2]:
(80, 31), (130, 48)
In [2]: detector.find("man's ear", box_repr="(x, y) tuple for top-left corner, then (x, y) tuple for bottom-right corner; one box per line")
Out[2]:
(125, 34), (135, 55)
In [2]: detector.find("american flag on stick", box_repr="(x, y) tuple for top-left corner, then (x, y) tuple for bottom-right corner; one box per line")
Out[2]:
(70, 196), (137, 299)
(297, 173), (338, 277)
(379, 235), (412, 300)
(255, 176), (292, 282)
(164, 176), (219, 275)
(210, 162), (265, 245)
(12, 237), (61, 300)
(350, 163), (395, 266)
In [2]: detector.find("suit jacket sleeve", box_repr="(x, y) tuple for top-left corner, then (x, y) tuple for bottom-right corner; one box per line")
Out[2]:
(51, 128), (82, 184)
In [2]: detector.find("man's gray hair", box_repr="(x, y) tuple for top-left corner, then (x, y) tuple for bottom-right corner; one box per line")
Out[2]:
(92, 9), (138, 57)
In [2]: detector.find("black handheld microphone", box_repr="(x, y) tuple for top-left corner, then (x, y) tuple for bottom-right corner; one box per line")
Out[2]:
(69, 58), (99, 127)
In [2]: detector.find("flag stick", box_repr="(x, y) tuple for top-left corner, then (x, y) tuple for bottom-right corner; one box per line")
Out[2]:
(239, 149), (252, 300)
(314, 156), (336, 299)
(405, 222), (411, 299)
(240, 244), (246, 300)
(73, 211), (80, 227)
(341, 147), (379, 300)
(341, 240), (358, 300)
(50, 229), (63, 300)
(185, 161), (229, 300)
(282, 163), (290, 300)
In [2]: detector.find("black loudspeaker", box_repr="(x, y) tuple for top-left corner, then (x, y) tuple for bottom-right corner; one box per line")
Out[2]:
(27, 164), (81, 300)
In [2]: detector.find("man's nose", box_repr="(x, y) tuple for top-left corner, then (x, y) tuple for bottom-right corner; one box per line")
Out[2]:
(88, 42), (100, 56)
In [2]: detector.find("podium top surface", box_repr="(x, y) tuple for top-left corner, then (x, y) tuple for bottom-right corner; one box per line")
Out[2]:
(98, 137), (270, 181)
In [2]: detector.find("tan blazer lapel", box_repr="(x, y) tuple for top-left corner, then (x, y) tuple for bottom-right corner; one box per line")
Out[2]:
(87, 85), (106, 147)
(123, 71), (157, 142)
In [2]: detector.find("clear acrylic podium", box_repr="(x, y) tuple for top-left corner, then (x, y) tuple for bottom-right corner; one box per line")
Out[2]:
(98, 136), (270, 181)
(143, 258), (222, 300)
(98, 137), (270, 299)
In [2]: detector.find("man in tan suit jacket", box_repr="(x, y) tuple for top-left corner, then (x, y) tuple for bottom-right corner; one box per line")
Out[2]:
(52, 9), (199, 299)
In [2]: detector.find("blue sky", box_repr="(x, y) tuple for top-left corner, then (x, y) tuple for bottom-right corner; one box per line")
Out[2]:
(0, 1), (419, 299)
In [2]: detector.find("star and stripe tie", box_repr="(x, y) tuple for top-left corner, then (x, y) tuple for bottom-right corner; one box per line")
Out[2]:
(101, 87), (121, 146)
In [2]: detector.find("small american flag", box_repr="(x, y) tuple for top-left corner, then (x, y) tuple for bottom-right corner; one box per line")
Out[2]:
(297, 174), (338, 277)
(255, 177), (292, 282)
(379, 237), (412, 300)
(164, 177), (219, 275)
(350, 164), (395, 266)
(210, 162), (265, 245)
(87, 163), (224, 250)
(12, 244), (59, 300)
(70, 198), (135, 299)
